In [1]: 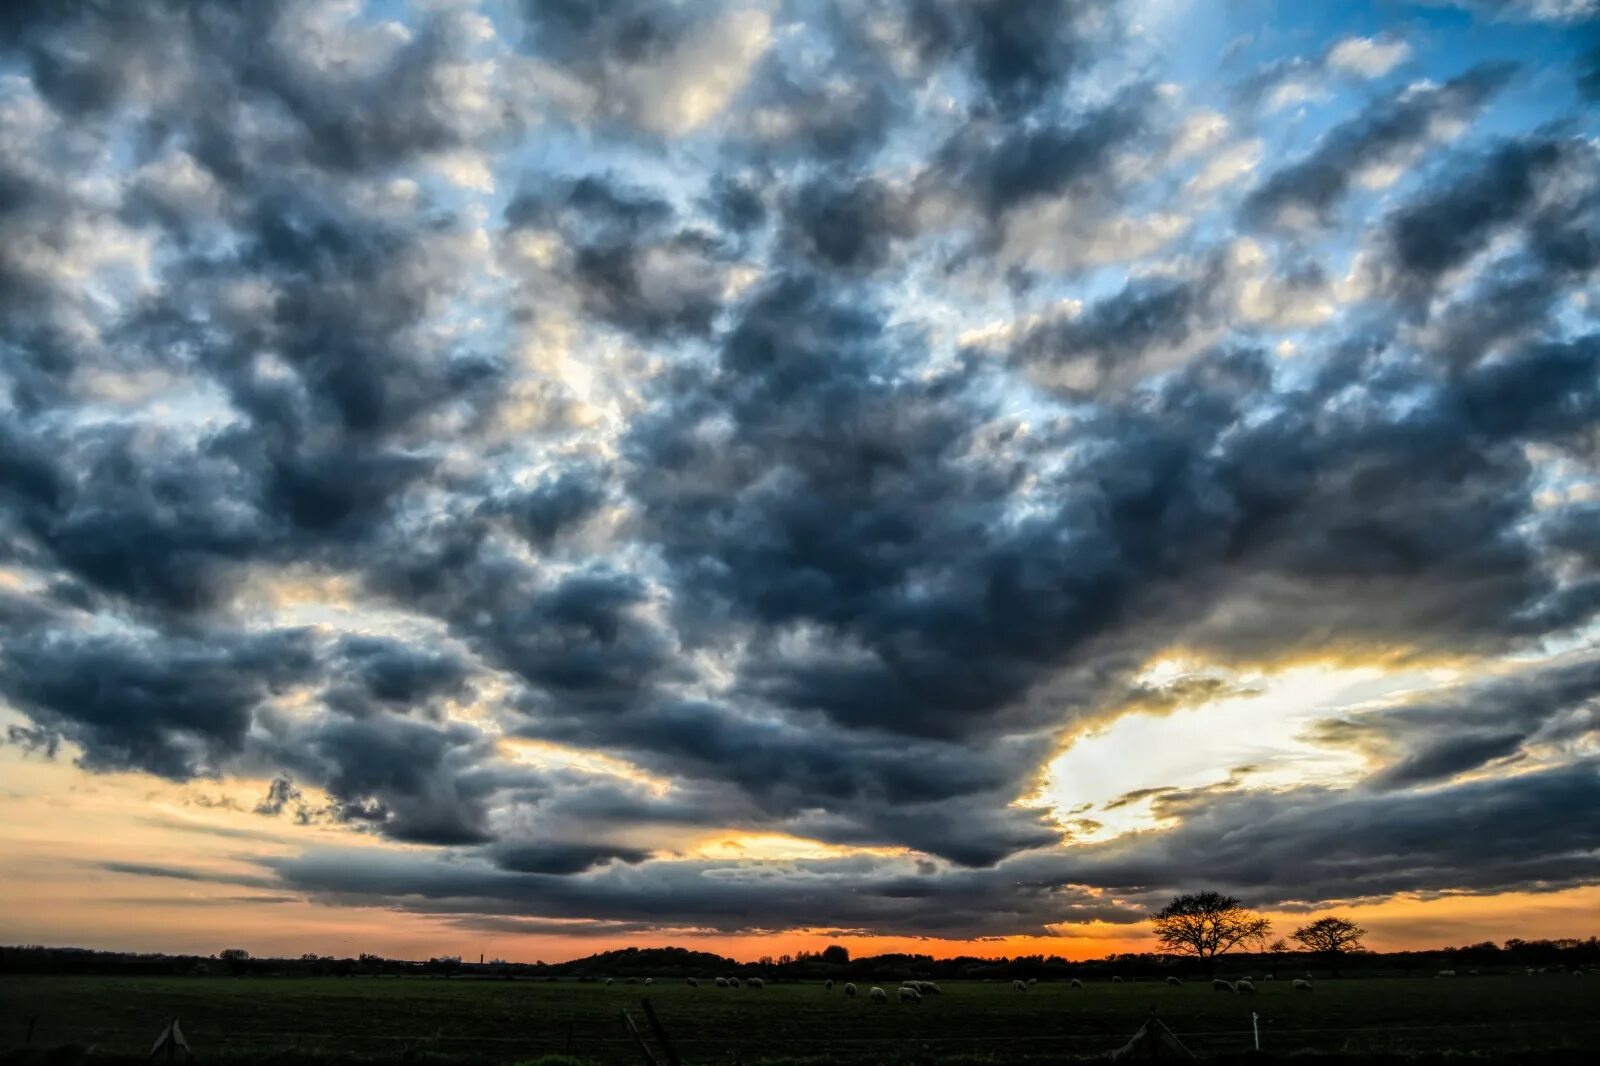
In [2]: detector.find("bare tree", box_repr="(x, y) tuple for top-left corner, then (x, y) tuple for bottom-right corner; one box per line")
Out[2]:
(1151, 891), (1272, 972)
(1291, 916), (1367, 974)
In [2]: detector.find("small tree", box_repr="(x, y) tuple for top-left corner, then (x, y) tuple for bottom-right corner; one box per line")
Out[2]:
(1150, 891), (1271, 973)
(820, 944), (849, 965)
(1291, 916), (1366, 974)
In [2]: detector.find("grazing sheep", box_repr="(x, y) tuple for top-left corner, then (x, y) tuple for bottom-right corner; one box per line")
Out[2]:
(626, 977), (637, 985)
(748, 978), (764, 989)
(729, 976), (741, 988)
(715, 977), (728, 988)
(605, 978), (614, 986)
(1112, 976), (1123, 983)
(914, 980), (942, 995)
(898, 986), (922, 1003)
(686, 977), (698, 987)
(1027, 977), (1038, 987)
(844, 982), (857, 998)
(1236, 980), (1256, 994)
(1212, 979), (1235, 993)
(825, 979), (835, 991)
(643, 978), (653, 986)
(1070, 979), (1084, 989)
(1264, 974), (1274, 981)
(1012, 979), (1027, 992)
(1436, 970), (1456, 978)
(870, 986), (887, 1003)
(1167, 977), (1184, 987)
(1292, 979), (1313, 992)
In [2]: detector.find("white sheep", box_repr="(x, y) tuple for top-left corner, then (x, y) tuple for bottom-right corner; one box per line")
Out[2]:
(643, 978), (653, 986)
(898, 986), (922, 1003)
(1112, 976), (1123, 984)
(1070, 978), (1083, 989)
(1436, 970), (1456, 978)
(686, 977), (698, 987)
(748, 977), (764, 989)
(824, 979), (835, 991)
(626, 977), (637, 984)
(729, 976), (741, 988)
(1212, 978), (1235, 993)
(715, 977), (728, 988)
(870, 986), (887, 1003)
(605, 977), (614, 986)
(1012, 979), (1027, 992)
(1235, 980), (1256, 995)
(1026, 977), (1037, 987)
(1264, 974), (1274, 981)
(1292, 979), (1313, 992)
(914, 980), (941, 995)
(1166, 976), (1184, 987)
(844, 982), (857, 998)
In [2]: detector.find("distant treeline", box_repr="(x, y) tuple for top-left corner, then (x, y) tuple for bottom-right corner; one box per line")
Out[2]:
(4, 937), (1597, 981)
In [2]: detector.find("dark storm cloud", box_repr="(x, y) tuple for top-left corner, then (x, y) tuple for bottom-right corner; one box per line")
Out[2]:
(215, 757), (1600, 936)
(1058, 760), (1600, 904)
(490, 841), (652, 875)
(1243, 63), (1515, 230)
(939, 88), (1153, 218)
(505, 175), (731, 339)
(0, 628), (319, 780)
(1310, 655), (1600, 789)
(906, 0), (1120, 117)
(781, 176), (913, 273)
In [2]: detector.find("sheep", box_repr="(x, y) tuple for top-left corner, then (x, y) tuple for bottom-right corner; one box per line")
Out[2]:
(898, 986), (922, 1003)
(715, 977), (729, 988)
(1070, 978), (1084, 989)
(825, 979), (835, 991)
(1212, 978), (1235, 993)
(626, 977), (637, 985)
(686, 977), (698, 987)
(643, 978), (653, 986)
(1012, 979), (1027, 992)
(1436, 970), (1456, 978)
(869, 986), (888, 1003)
(844, 982), (857, 998)
(1292, 979), (1313, 992)
(748, 977), (764, 989)
(1027, 977), (1038, 987)
(605, 978), (614, 986)
(1112, 976), (1123, 983)
(729, 976), (741, 988)
(1166, 976), (1184, 987)
(1263, 974), (1274, 981)
(1235, 980), (1256, 995)
(914, 980), (942, 995)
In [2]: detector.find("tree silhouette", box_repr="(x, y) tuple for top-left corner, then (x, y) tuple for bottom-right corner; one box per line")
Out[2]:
(820, 944), (850, 964)
(1291, 916), (1367, 973)
(1150, 891), (1271, 972)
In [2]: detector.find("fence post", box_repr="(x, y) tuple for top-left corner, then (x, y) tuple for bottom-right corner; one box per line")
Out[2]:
(641, 998), (682, 1066)
(1252, 1011), (1260, 1052)
(619, 1009), (660, 1066)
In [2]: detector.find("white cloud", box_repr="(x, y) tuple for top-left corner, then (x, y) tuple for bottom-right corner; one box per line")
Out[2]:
(1327, 35), (1412, 79)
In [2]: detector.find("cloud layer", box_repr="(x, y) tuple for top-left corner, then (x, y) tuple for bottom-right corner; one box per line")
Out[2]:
(2, 0), (1599, 943)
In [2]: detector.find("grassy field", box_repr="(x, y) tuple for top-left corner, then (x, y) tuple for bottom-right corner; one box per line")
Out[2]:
(2, 974), (1597, 1064)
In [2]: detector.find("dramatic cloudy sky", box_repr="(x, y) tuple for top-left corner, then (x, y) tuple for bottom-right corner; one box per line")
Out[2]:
(3, 0), (1600, 962)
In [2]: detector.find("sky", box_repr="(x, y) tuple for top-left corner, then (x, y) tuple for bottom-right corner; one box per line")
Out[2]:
(2, 0), (1600, 965)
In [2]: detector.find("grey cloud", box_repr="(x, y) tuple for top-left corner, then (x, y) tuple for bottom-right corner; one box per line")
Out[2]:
(1243, 63), (1515, 230)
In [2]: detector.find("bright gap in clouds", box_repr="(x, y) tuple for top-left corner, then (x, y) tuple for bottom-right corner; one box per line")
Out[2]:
(1039, 661), (1452, 842)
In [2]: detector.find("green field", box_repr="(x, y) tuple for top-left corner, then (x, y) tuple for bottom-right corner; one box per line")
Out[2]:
(3, 974), (1597, 1064)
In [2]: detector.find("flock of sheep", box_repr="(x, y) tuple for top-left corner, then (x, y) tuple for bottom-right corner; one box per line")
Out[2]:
(594, 973), (1327, 998)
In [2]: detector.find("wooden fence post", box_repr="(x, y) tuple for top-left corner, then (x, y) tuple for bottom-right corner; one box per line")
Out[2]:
(641, 998), (682, 1066)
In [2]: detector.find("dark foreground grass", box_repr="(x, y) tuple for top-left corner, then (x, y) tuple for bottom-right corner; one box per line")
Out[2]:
(2, 975), (1596, 1064)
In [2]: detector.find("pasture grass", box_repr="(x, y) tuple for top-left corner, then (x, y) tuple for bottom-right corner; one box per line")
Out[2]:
(2, 974), (1596, 1063)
